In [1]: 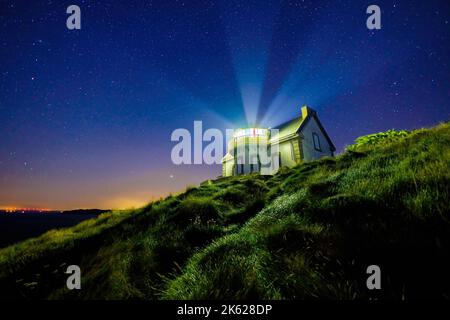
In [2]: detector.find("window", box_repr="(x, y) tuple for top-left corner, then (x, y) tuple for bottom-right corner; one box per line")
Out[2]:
(313, 133), (321, 151)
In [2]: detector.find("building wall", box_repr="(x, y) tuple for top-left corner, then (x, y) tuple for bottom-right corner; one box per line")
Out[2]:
(300, 117), (334, 161)
(278, 139), (299, 168)
(222, 115), (334, 176)
(223, 158), (234, 177)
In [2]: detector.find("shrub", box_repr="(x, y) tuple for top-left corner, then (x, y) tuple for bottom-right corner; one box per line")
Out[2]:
(346, 129), (410, 152)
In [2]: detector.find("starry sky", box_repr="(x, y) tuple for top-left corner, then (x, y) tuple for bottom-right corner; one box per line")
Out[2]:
(0, 0), (449, 210)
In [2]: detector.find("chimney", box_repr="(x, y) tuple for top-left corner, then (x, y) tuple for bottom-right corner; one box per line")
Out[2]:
(301, 105), (315, 119)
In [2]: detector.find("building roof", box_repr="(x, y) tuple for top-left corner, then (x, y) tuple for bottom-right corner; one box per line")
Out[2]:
(271, 106), (336, 151)
(222, 106), (336, 163)
(270, 117), (303, 142)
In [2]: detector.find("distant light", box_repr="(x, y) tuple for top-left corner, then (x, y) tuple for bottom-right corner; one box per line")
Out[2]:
(233, 128), (268, 138)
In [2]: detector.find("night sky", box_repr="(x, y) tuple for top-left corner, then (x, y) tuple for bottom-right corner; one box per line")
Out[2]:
(1, 0), (449, 210)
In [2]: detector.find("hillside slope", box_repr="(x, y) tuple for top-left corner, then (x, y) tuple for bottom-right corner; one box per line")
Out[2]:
(0, 122), (449, 300)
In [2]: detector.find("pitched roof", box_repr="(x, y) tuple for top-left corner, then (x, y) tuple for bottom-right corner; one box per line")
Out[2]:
(271, 106), (336, 151)
(270, 117), (303, 141)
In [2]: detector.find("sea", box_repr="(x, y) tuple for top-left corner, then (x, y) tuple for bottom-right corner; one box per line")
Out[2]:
(0, 210), (106, 249)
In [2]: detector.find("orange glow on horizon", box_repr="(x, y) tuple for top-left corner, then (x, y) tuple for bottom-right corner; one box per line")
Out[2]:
(0, 207), (52, 213)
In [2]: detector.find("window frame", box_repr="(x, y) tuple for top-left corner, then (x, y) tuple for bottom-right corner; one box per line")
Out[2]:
(312, 132), (321, 151)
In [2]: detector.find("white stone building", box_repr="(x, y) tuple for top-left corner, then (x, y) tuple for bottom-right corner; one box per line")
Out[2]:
(222, 106), (335, 176)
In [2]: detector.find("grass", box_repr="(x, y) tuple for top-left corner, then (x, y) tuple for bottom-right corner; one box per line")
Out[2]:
(0, 122), (449, 299)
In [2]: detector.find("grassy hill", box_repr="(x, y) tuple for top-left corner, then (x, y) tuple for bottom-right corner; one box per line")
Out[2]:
(0, 122), (449, 300)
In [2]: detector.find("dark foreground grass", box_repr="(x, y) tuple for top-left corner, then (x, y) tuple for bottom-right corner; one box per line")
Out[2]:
(0, 122), (449, 299)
